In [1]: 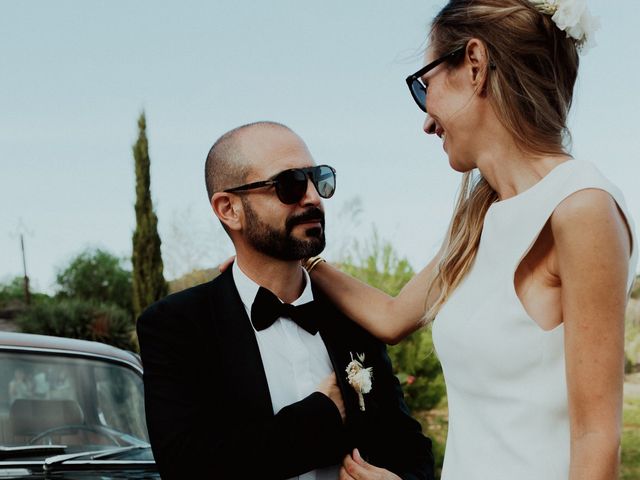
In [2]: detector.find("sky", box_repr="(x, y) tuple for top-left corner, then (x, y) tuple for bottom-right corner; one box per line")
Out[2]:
(1, 0), (639, 293)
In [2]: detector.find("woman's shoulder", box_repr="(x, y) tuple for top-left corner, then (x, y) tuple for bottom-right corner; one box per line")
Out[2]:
(549, 165), (636, 287)
(544, 159), (629, 215)
(550, 187), (625, 236)
(550, 159), (630, 234)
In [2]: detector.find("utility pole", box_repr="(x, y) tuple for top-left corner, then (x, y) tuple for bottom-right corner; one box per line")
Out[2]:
(20, 234), (31, 305)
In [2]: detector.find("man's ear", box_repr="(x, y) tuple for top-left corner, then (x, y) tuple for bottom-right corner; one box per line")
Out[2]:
(464, 38), (490, 91)
(211, 192), (242, 232)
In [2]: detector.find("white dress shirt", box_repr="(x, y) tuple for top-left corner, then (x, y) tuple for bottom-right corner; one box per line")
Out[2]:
(232, 262), (340, 480)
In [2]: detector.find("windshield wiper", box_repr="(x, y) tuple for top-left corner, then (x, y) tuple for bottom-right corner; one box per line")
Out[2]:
(90, 445), (151, 460)
(43, 445), (153, 472)
(0, 445), (67, 459)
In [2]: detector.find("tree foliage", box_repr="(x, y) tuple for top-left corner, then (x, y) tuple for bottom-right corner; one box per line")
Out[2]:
(131, 112), (167, 319)
(632, 276), (640, 300)
(56, 249), (132, 313)
(17, 298), (135, 351)
(340, 232), (446, 411)
(0, 277), (49, 311)
(0, 277), (29, 307)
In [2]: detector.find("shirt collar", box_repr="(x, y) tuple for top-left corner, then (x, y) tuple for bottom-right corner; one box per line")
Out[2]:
(232, 261), (314, 315)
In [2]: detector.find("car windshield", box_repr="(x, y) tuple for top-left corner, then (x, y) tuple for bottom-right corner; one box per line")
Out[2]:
(0, 351), (149, 454)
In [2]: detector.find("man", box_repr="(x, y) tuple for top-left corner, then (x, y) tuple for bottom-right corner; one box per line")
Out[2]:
(137, 122), (434, 479)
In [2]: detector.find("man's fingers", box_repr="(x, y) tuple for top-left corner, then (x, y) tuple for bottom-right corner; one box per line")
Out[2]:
(339, 465), (357, 480)
(343, 452), (367, 479)
(352, 448), (368, 466)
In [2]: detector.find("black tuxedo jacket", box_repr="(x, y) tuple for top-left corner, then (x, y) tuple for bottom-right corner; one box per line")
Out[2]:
(137, 268), (434, 479)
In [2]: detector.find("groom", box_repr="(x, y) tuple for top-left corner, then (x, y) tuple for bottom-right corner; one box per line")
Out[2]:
(137, 121), (433, 479)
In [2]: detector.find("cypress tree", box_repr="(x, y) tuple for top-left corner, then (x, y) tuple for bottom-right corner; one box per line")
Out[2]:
(132, 112), (167, 320)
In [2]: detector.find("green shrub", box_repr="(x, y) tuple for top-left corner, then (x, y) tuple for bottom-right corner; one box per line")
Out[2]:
(626, 300), (640, 372)
(389, 328), (446, 411)
(16, 299), (135, 351)
(0, 277), (25, 304)
(0, 277), (51, 311)
(56, 249), (133, 314)
(339, 231), (446, 412)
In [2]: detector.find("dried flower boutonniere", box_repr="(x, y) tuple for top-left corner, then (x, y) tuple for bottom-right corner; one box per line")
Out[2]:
(346, 352), (373, 411)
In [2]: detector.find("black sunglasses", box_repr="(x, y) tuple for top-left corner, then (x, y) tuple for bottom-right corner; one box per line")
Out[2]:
(405, 46), (465, 113)
(224, 165), (337, 205)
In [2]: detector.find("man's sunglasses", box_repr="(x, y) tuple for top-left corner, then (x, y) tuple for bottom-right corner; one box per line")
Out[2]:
(405, 46), (465, 113)
(224, 165), (337, 205)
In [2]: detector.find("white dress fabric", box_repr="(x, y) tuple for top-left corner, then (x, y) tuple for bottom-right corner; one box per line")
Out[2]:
(432, 159), (638, 480)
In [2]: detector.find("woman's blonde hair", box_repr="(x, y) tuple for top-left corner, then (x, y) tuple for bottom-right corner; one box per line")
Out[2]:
(424, 0), (579, 321)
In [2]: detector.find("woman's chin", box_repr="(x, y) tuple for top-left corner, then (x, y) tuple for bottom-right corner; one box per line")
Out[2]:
(448, 156), (468, 173)
(445, 149), (476, 173)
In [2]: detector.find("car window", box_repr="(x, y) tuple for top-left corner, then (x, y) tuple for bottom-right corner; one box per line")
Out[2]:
(0, 351), (149, 450)
(95, 363), (147, 440)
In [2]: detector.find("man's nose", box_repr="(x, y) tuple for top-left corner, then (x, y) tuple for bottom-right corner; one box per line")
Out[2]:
(423, 114), (436, 135)
(299, 177), (321, 206)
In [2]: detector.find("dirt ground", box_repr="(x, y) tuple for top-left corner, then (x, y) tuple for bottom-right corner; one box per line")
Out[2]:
(0, 318), (18, 332)
(625, 373), (640, 399)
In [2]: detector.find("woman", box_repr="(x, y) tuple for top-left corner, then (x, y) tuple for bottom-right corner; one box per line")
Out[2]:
(310, 1), (637, 479)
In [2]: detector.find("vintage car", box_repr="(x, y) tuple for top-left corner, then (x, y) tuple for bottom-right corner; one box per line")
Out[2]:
(0, 331), (159, 479)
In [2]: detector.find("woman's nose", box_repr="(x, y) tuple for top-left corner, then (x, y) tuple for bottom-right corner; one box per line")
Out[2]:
(423, 114), (436, 135)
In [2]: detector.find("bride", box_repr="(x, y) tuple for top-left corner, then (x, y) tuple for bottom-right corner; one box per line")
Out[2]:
(309, 1), (637, 479)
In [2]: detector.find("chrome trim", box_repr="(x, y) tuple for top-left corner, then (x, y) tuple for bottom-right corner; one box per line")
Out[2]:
(0, 345), (143, 375)
(0, 461), (43, 466)
(44, 459), (158, 473)
(47, 460), (156, 465)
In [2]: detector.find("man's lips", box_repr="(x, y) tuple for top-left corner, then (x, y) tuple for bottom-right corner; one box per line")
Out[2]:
(287, 207), (325, 231)
(296, 217), (322, 223)
(294, 219), (323, 227)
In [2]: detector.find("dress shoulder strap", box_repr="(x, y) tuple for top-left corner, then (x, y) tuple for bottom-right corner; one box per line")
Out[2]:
(483, 160), (637, 291)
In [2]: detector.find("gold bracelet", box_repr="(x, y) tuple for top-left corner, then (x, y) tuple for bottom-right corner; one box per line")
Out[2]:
(304, 256), (326, 273)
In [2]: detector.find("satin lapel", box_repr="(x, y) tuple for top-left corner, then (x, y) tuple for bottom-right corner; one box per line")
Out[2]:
(209, 268), (274, 421)
(312, 286), (363, 420)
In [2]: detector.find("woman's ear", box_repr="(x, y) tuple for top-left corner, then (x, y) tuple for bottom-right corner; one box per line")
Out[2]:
(211, 192), (242, 232)
(464, 38), (490, 90)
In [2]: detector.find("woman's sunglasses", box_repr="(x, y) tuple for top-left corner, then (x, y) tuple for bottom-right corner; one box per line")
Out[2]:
(224, 164), (337, 205)
(405, 46), (465, 113)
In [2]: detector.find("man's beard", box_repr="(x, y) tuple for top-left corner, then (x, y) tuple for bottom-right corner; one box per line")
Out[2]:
(242, 198), (326, 261)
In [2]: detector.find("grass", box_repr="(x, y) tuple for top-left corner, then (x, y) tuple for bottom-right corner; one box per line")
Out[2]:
(414, 376), (640, 480)
(622, 394), (640, 480)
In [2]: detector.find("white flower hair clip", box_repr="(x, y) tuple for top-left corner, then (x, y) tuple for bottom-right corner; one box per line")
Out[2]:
(529, 0), (600, 53)
(346, 352), (373, 411)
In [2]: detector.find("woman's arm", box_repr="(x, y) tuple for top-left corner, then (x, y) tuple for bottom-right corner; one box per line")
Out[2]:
(310, 250), (443, 344)
(552, 189), (632, 480)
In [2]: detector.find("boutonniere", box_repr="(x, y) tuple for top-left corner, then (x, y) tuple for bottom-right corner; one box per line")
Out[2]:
(346, 352), (373, 411)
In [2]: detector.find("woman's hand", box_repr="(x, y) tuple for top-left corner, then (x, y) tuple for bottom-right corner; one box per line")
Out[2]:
(340, 449), (401, 480)
(218, 255), (235, 273)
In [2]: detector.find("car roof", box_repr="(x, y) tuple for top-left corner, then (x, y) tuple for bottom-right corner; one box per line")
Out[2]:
(0, 331), (142, 371)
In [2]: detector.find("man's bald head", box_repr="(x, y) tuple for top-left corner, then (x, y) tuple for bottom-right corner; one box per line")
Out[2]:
(204, 121), (295, 200)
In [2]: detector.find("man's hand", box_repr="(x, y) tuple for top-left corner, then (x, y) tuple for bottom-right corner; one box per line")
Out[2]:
(316, 373), (346, 422)
(340, 448), (402, 480)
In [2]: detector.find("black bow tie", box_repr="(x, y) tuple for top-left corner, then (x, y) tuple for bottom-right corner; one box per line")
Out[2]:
(251, 287), (319, 335)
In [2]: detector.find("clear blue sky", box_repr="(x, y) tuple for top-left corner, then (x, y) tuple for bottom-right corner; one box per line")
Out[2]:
(1, 0), (638, 293)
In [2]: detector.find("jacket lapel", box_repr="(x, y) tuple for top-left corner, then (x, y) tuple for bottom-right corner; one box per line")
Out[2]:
(208, 268), (274, 421)
(312, 285), (365, 421)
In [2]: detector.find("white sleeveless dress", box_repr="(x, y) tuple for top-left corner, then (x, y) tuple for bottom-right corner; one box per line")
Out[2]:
(432, 159), (638, 480)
